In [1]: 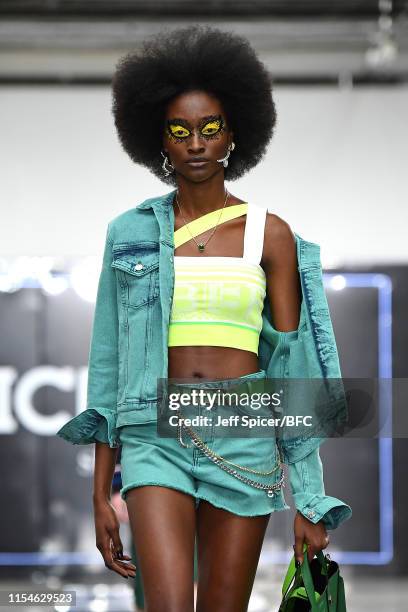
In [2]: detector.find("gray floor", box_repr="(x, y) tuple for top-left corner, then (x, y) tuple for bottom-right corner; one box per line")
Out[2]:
(2, 575), (408, 611)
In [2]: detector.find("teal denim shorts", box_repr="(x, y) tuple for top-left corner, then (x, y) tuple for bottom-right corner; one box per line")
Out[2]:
(118, 369), (290, 517)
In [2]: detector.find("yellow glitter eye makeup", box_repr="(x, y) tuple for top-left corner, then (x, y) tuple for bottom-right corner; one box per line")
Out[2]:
(200, 119), (222, 136)
(167, 124), (191, 139)
(165, 114), (226, 143)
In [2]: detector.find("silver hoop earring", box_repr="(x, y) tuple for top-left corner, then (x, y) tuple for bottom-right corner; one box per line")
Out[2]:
(216, 141), (235, 168)
(161, 150), (174, 176)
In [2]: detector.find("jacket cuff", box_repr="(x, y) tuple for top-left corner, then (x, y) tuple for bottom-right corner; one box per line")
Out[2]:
(56, 407), (120, 448)
(294, 493), (352, 530)
(288, 446), (352, 530)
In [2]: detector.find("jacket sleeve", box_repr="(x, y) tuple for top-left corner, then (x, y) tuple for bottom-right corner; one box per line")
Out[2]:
(56, 222), (120, 448)
(288, 446), (352, 530)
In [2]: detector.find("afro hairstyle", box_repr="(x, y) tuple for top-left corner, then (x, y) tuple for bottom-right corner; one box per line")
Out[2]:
(111, 24), (277, 186)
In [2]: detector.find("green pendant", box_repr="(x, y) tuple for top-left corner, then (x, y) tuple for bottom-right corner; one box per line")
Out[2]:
(198, 243), (205, 252)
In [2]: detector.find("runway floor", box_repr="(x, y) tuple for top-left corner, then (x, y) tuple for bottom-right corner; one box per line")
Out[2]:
(1, 575), (407, 611)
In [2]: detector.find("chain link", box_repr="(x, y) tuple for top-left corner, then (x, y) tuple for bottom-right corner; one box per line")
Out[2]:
(176, 409), (285, 498)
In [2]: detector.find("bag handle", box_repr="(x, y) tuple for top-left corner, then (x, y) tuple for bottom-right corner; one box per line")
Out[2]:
(281, 545), (330, 603)
(281, 542), (308, 597)
(300, 549), (330, 611)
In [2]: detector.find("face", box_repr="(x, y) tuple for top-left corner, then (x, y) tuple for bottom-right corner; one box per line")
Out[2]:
(162, 90), (234, 182)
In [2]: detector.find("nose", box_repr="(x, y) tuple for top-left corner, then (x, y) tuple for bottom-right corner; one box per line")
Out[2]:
(187, 132), (206, 153)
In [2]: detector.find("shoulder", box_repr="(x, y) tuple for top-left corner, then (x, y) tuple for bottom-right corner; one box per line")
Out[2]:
(107, 196), (159, 243)
(109, 207), (137, 228)
(253, 204), (322, 270)
(261, 208), (297, 269)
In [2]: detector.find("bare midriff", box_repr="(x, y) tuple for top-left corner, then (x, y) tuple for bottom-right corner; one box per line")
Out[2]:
(168, 344), (261, 380)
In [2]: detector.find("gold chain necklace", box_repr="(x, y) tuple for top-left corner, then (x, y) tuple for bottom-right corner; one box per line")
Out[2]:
(175, 188), (230, 252)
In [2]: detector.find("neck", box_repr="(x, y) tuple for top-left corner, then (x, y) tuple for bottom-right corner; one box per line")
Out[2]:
(174, 177), (229, 217)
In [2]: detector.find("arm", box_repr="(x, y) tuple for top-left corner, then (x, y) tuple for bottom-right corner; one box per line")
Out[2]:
(106, 446), (130, 524)
(57, 223), (135, 577)
(93, 443), (135, 579)
(261, 212), (301, 334)
(262, 214), (350, 563)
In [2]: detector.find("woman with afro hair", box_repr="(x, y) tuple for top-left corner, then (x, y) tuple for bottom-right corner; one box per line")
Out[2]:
(58, 23), (352, 612)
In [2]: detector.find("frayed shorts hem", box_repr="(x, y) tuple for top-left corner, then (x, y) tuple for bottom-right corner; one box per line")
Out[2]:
(120, 481), (199, 504)
(121, 481), (290, 518)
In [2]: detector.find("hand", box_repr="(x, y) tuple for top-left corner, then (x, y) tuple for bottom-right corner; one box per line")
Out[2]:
(293, 510), (330, 565)
(94, 498), (137, 579)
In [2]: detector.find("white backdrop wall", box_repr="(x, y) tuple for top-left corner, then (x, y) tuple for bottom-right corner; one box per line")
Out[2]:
(1, 85), (407, 266)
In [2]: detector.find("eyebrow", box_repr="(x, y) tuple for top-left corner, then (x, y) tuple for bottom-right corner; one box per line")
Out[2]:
(167, 114), (222, 126)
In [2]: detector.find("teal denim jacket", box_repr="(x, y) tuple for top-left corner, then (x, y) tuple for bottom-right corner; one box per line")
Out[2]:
(57, 189), (352, 530)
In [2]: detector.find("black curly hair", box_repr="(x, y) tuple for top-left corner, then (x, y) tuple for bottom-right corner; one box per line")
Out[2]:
(111, 24), (277, 187)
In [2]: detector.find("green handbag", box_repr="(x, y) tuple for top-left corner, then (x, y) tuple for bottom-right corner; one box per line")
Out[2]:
(278, 544), (347, 611)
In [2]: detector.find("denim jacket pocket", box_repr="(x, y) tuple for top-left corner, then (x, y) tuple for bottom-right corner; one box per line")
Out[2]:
(111, 242), (160, 309)
(111, 242), (162, 406)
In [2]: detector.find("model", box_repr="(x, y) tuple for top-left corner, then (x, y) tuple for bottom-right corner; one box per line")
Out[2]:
(57, 25), (352, 612)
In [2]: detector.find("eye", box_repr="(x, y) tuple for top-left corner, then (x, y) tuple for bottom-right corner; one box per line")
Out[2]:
(201, 120), (222, 136)
(168, 124), (190, 138)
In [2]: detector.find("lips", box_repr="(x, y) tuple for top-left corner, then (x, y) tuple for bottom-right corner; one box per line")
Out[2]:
(186, 160), (209, 167)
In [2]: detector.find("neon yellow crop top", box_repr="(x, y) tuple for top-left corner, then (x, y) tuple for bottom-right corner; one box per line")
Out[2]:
(168, 202), (267, 355)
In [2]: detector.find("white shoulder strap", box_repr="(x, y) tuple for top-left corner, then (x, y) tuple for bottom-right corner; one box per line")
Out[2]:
(243, 203), (267, 265)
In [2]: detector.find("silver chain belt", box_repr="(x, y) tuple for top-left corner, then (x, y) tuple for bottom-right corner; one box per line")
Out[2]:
(176, 408), (286, 498)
